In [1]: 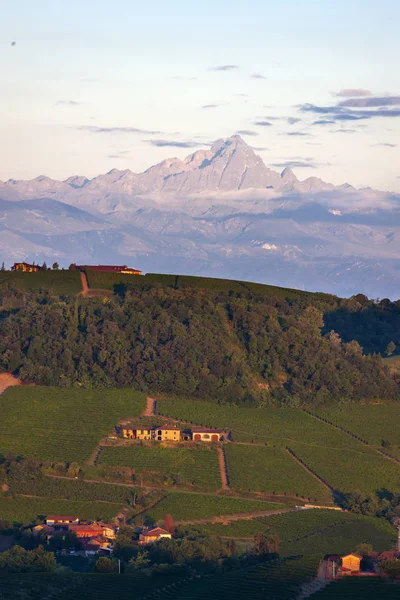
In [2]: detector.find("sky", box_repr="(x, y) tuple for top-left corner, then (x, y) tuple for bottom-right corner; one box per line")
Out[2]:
(1, 0), (400, 191)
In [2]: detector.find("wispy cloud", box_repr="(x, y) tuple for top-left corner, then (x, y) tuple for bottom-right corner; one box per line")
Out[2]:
(209, 65), (238, 71)
(301, 101), (400, 120)
(144, 139), (200, 148)
(334, 89), (372, 97)
(236, 129), (259, 136)
(254, 120), (273, 127)
(271, 160), (316, 169)
(251, 146), (269, 151)
(371, 142), (397, 148)
(313, 119), (336, 125)
(251, 73), (267, 79)
(201, 104), (222, 109)
(108, 154), (130, 159)
(55, 100), (81, 106)
(78, 125), (161, 135)
(334, 128), (357, 134)
(284, 131), (312, 137)
(287, 117), (301, 125)
(338, 95), (400, 107)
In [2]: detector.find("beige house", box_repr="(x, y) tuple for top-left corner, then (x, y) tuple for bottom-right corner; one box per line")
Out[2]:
(139, 527), (172, 545)
(191, 427), (224, 442)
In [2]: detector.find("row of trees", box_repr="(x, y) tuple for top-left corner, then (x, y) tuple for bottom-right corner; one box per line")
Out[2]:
(0, 285), (397, 406)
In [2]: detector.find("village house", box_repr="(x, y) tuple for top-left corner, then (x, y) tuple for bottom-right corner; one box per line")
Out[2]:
(339, 553), (362, 574)
(191, 427), (224, 442)
(138, 527), (172, 545)
(11, 262), (42, 272)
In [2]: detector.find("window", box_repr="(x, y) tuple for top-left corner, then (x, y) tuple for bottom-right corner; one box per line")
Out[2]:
(158, 430), (162, 435)
(203, 433), (210, 439)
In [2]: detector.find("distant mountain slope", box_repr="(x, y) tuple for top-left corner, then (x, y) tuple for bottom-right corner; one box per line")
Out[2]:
(1, 135), (400, 298)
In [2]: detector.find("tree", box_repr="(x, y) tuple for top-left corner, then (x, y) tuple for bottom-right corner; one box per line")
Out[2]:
(385, 341), (396, 356)
(164, 514), (176, 534)
(378, 558), (400, 579)
(52, 262), (59, 271)
(253, 533), (280, 557)
(42, 261), (47, 271)
(355, 543), (373, 557)
(126, 551), (150, 572)
(1, 262), (5, 271)
(94, 557), (117, 573)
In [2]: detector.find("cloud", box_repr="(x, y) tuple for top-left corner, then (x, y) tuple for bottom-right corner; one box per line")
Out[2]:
(55, 100), (81, 106)
(209, 65), (238, 71)
(144, 139), (200, 148)
(287, 117), (301, 125)
(313, 119), (336, 125)
(251, 146), (269, 151)
(79, 125), (161, 135)
(170, 76), (198, 80)
(251, 73), (267, 79)
(284, 131), (312, 137)
(338, 95), (400, 107)
(371, 142), (397, 148)
(253, 120), (273, 127)
(334, 128), (357, 134)
(201, 104), (222, 109)
(271, 160), (316, 169)
(300, 102), (400, 121)
(108, 154), (130, 159)
(236, 129), (259, 136)
(334, 89), (372, 97)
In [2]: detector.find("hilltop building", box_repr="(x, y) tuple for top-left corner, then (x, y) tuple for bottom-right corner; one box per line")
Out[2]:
(69, 264), (141, 275)
(139, 527), (172, 545)
(11, 262), (42, 272)
(120, 424), (226, 442)
(45, 515), (79, 526)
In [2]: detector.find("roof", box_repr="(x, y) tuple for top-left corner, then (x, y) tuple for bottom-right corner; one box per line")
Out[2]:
(142, 527), (171, 537)
(68, 524), (104, 532)
(191, 427), (223, 434)
(342, 553), (362, 559)
(46, 515), (79, 521)
(157, 425), (181, 431)
(79, 265), (141, 272)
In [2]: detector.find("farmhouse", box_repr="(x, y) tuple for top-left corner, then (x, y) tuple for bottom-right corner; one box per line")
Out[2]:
(191, 427), (224, 442)
(69, 264), (141, 275)
(138, 527), (172, 545)
(340, 553), (362, 574)
(11, 262), (41, 272)
(155, 426), (181, 441)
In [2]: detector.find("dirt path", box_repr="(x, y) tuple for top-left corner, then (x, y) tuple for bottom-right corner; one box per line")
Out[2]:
(218, 446), (229, 490)
(0, 373), (21, 395)
(79, 271), (89, 295)
(143, 397), (156, 417)
(286, 447), (334, 494)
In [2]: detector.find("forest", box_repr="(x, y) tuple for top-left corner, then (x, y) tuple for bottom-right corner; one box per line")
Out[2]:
(0, 280), (399, 406)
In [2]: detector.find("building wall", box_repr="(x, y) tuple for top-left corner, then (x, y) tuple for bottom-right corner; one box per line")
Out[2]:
(342, 555), (361, 571)
(193, 432), (222, 442)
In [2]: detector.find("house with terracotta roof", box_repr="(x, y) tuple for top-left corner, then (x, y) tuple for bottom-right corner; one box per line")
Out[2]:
(67, 523), (115, 539)
(138, 527), (172, 545)
(339, 553), (362, 575)
(12, 262), (42, 272)
(154, 425), (181, 442)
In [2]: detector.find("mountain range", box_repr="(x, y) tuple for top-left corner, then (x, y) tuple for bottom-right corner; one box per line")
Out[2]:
(1, 134), (400, 298)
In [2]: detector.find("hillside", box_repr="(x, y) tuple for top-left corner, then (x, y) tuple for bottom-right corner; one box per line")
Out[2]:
(0, 272), (398, 405)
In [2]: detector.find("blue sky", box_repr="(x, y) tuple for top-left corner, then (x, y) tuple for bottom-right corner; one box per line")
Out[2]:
(1, 0), (400, 190)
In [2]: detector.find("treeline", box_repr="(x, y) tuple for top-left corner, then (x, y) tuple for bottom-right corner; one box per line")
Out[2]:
(0, 283), (398, 406)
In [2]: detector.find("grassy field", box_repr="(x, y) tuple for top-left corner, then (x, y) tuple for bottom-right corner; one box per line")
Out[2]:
(289, 442), (400, 496)
(225, 445), (332, 502)
(0, 387), (146, 463)
(85, 270), (335, 304)
(8, 472), (139, 504)
(0, 270), (81, 295)
(195, 509), (396, 556)
(156, 398), (378, 451)
(136, 491), (286, 523)
(98, 445), (221, 490)
(315, 403), (400, 458)
(0, 496), (121, 525)
(310, 577), (400, 599)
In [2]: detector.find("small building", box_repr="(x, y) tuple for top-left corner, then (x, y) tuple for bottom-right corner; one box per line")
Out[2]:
(191, 428), (224, 442)
(46, 515), (79, 526)
(135, 428), (153, 441)
(32, 524), (53, 537)
(67, 524), (107, 539)
(12, 262), (41, 272)
(69, 264), (141, 275)
(138, 527), (172, 545)
(340, 553), (362, 574)
(155, 426), (181, 442)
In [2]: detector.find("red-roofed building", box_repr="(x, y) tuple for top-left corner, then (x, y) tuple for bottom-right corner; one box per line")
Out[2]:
(69, 264), (141, 275)
(46, 515), (79, 526)
(139, 527), (172, 545)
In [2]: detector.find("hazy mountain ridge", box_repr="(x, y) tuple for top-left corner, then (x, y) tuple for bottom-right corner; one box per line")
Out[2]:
(1, 135), (400, 298)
